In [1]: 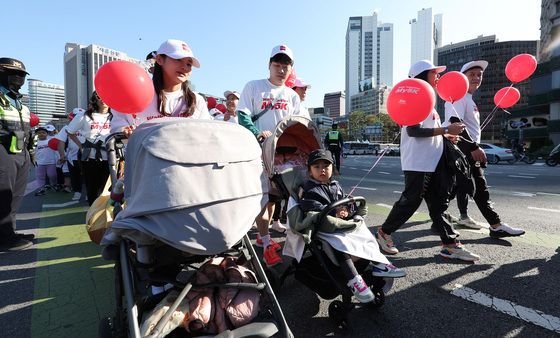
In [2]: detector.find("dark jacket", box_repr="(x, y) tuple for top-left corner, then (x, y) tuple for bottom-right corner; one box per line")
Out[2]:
(300, 178), (345, 216)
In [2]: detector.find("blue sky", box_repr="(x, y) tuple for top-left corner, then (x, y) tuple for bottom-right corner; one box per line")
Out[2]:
(6, 0), (541, 108)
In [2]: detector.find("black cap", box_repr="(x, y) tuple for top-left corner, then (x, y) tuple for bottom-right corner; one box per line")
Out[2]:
(35, 126), (47, 133)
(145, 51), (157, 60)
(0, 57), (29, 74)
(307, 149), (334, 166)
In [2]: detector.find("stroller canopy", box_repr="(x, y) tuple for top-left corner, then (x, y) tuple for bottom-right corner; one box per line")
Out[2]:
(261, 116), (322, 176)
(103, 119), (268, 255)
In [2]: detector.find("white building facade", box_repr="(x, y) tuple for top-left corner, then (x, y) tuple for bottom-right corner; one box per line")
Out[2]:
(64, 43), (149, 112)
(410, 8), (443, 64)
(345, 13), (394, 114)
(27, 79), (66, 125)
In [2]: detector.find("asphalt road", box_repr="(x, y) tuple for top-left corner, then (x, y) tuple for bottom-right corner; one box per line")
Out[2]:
(1, 157), (559, 337)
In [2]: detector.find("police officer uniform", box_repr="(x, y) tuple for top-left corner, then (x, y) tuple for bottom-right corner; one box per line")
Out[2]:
(0, 57), (34, 251)
(324, 124), (344, 174)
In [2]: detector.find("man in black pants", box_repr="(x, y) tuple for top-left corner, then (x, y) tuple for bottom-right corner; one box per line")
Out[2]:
(0, 57), (35, 252)
(324, 123), (343, 174)
(444, 60), (525, 239)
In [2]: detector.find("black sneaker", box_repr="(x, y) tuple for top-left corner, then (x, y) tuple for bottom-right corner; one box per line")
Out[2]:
(0, 238), (33, 252)
(34, 188), (46, 196)
(16, 232), (35, 241)
(489, 223), (525, 238)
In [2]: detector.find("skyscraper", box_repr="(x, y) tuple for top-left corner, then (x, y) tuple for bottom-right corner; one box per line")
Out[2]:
(345, 13), (394, 114)
(410, 8), (442, 64)
(27, 79), (66, 125)
(324, 91), (346, 119)
(64, 43), (148, 112)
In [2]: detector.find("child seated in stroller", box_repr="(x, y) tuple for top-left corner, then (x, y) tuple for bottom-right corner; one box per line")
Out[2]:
(298, 149), (406, 303)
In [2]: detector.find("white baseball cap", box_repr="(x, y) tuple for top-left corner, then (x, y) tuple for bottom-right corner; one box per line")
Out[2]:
(156, 39), (200, 68)
(223, 90), (240, 100)
(293, 78), (311, 89)
(460, 60), (489, 73)
(45, 125), (56, 132)
(270, 44), (294, 61)
(408, 60), (446, 78)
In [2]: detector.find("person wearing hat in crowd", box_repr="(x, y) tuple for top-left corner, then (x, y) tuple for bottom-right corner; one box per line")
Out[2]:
(299, 149), (406, 302)
(56, 108), (86, 200)
(292, 78), (311, 113)
(237, 44), (309, 267)
(111, 39), (211, 137)
(0, 57), (35, 251)
(146, 50), (157, 75)
(444, 60), (525, 238)
(223, 90), (240, 123)
(324, 123), (344, 175)
(375, 60), (480, 262)
(33, 126), (58, 196)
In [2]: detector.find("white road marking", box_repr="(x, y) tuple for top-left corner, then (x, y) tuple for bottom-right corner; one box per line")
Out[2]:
(43, 201), (80, 208)
(537, 192), (560, 197)
(361, 169), (370, 172)
(518, 172), (538, 176)
(377, 203), (418, 214)
(392, 191), (402, 194)
(507, 175), (535, 179)
(352, 186), (377, 191)
(512, 192), (536, 197)
(451, 284), (560, 334)
(533, 163), (545, 166)
(347, 167), (357, 170)
(528, 206), (560, 213)
(378, 171), (391, 175)
(24, 180), (40, 196)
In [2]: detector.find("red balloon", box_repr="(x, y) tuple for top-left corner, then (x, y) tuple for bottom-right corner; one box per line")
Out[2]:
(94, 60), (154, 114)
(285, 69), (297, 88)
(29, 113), (40, 127)
(505, 54), (537, 83)
(207, 96), (217, 109)
(215, 103), (227, 113)
(387, 78), (436, 126)
(436, 71), (469, 102)
(48, 138), (60, 151)
(493, 87), (520, 108)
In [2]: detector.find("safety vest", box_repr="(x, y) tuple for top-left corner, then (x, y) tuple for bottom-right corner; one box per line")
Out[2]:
(328, 130), (340, 141)
(0, 92), (30, 153)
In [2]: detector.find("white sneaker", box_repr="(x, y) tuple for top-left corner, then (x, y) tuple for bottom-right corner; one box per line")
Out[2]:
(456, 216), (484, 229)
(72, 192), (81, 201)
(347, 275), (374, 303)
(270, 220), (287, 233)
(489, 223), (525, 238)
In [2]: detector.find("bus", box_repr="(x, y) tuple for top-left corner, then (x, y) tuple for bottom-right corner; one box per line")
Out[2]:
(342, 141), (375, 155)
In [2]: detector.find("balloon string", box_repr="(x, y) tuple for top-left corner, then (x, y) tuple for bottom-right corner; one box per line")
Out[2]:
(348, 131), (401, 196)
(481, 83), (514, 131)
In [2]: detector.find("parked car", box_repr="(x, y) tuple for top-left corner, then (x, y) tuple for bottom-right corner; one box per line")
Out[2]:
(479, 143), (514, 164)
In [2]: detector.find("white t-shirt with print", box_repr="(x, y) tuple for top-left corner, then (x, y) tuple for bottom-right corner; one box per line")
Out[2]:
(400, 109), (444, 172)
(66, 111), (112, 160)
(110, 90), (211, 133)
(237, 79), (307, 133)
(55, 126), (86, 162)
(35, 139), (57, 165)
(444, 93), (480, 143)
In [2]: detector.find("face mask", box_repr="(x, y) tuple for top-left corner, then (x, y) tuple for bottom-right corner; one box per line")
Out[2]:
(7, 74), (25, 93)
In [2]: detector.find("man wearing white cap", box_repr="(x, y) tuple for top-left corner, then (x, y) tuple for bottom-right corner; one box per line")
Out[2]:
(444, 60), (525, 238)
(223, 90), (240, 123)
(237, 44), (308, 267)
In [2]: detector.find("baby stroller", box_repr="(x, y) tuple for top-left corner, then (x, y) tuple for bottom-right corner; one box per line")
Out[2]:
(261, 116), (391, 328)
(100, 119), (292, 338)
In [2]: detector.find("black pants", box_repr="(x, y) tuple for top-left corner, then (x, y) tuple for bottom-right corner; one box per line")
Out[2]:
(272, 199), (287, 223)
(0, 147), (30, 244)
(82, 160), (110, 206)
(328, 146), (341, 173)
(68, 160), (82, 193)
(465, 163), (500, 225)
(456, 184), (469, 215)
(381, 158), (458, 245)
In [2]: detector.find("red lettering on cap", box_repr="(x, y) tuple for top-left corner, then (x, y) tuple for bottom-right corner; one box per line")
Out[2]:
(280, 45), (286, 51)
(182, 43), (190, 52)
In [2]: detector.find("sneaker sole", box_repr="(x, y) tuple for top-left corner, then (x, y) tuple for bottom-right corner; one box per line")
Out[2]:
(489, 231), (525, 238)
(456, 221), (483, 230)
(440, 253), (479, 262)
(372, 272), (407, 278)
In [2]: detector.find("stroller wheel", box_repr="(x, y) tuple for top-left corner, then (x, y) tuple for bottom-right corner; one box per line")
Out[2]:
(328, 300), (348, 327)
(98, 316), (114, 338)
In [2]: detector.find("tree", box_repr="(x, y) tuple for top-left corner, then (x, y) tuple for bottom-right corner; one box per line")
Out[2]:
(368, 113), (400, 143)
(348, 111), (367, 140)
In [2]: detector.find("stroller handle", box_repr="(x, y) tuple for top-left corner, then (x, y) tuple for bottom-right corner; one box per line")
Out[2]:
(105, 132), (126, 186)
(317, 196), (366, 224)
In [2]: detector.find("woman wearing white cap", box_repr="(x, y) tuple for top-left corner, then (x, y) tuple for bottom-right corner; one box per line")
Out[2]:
(111, 39), (211, 136)
(376, 60), (481, 262)
(223, 90), (240, 123)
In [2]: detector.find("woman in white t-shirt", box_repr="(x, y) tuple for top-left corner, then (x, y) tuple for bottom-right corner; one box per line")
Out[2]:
(66, 92), (112, 205)
(375, 60), (481, 262)
(110, 39), (210, 136)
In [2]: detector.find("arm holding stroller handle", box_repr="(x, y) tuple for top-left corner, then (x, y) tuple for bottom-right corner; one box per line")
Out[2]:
(105, 132), (126, 186)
